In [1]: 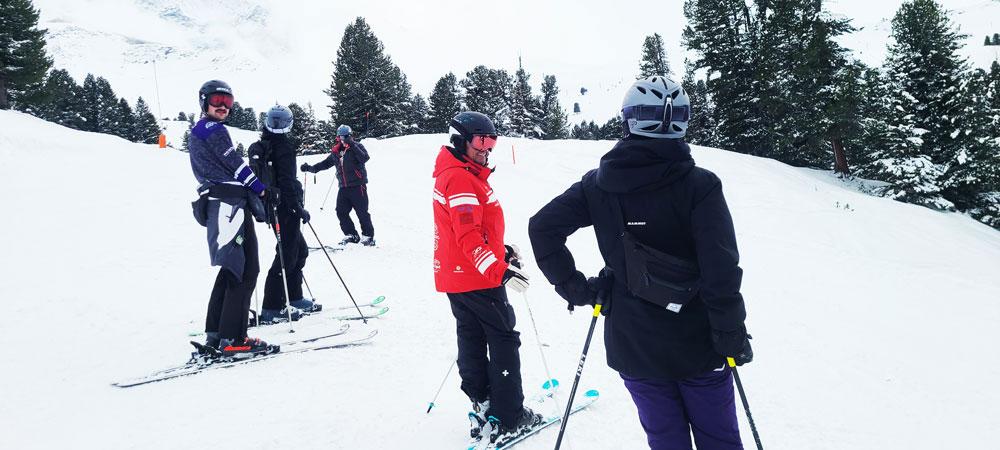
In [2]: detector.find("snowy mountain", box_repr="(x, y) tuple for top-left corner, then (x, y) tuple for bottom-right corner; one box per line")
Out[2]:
(1, 110), (998, 449)
(32, 0), (1000, 125)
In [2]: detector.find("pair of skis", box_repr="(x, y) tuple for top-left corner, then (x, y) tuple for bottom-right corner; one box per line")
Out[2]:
(466, 383), (600, 450)
(113, 323), (377, 388)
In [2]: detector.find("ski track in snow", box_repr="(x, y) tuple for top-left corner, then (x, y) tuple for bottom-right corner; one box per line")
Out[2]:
(1, 111), (999, 449)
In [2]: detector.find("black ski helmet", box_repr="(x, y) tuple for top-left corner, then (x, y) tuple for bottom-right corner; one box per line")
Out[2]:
(198, 80), (233, 113)
(449, 111), (497, 154)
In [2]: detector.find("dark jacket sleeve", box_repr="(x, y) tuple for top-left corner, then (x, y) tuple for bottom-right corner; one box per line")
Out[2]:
(350, 140), (371, 164)
(311, 152), (337, 172)
(528, 177), (594, 286)
(691, 176), (746, 333)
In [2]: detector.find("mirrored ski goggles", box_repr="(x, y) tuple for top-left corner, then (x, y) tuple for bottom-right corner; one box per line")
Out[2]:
(622, 104), (690, 124)
(207, 93), (234, 109)
(469, 134), (498, 151)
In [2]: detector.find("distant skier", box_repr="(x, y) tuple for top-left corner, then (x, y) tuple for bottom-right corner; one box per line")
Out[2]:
(188, 80), (272, 357)
(249, 104), (320, 325)
(528, 76), (753, 450)
(431, 112), (539, 445)
(300, 125), (375, 246)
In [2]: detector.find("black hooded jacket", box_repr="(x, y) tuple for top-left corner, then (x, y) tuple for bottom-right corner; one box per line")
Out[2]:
(528, 137), (747, 380)
(260, 131), (304, 213)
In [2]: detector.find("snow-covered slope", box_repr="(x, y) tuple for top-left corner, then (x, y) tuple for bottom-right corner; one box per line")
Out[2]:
(1, 110), (998, 449)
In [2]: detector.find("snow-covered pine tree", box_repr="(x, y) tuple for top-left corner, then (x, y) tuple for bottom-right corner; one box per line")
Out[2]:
(409, 94), (431, 134)
(0, 0), (52, 110)
(940, 68), (1000, 222)
(762, 0), (856, 169)
(243, 107), (257, 131)
(80, 75), (118, 134)
(460, 66), (512, 135)
(257, 111), (266, 131)
(599, 116), (623, 140)
(509, 60), (542, 138)
(877, 0), (967, 210)
(111, 98), (134, 140)
(683, 0), (764, 155)
(133, 97), (160, 144)
(37, 68), (85, 129)
(638, 33), (672, 78)
(428, 72), (462, 133)
(326, 17), (411, 138)
(539, 75), (569, 140)
(176, 112), (187, 121)
(681, 59), (717, 146)
(287, 102), (324, 152)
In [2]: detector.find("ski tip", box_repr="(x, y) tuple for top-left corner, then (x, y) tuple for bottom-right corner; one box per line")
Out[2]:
(584, 389), (600, 398)
(375, 306), (389, 315)
(372, 295), (386, 305)
(542, 379), (560, 390)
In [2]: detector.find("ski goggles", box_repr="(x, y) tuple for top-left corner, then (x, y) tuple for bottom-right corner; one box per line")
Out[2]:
(622, 104), (690, 124)
(469, 134), (498, 151)
(207, 93), (234, 109)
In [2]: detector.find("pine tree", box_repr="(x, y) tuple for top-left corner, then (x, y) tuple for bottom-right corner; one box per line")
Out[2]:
(181, 127), (191, 152)
(287, 102), (324, 152)
(683, 0), (764, 155)
(509, 60), (543, 138)
(682, 59), (717, 146)
(111, 98), (136, 141)
(0, 0), (53, 110)
(243, 107), (257, 131)
(460, 65), (512, 134)
(638, 33), (672, 78)
(134, 97), (160, 144)
(409, 94), (431, 134)
(326, 17), (411, 138)
(539, 75), (569, 140)
(877, 0), (967, 209)
(37, 68), (85, 129)
(599, 116), (623, 140)
(80, 75), (119, 133)
(176, 111), (187, 121)
(428, 72), (462, 133)
(994, 33), (1000, 45)
(987, 36), (993, 46)
(258, 111), (267, 131)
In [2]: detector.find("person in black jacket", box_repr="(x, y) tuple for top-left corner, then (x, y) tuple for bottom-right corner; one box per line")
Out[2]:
(301, 125), (375, 246)
(252, 105), (320, 324)
(528, 76), (753, 450)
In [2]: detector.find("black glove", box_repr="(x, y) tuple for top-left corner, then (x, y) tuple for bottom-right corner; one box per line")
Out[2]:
(296, 207), (311, 224)
(300, 163), (315, 173)
(502, 265), (529, 293)
(266, 190), (281, 208)
(504, 244), (522, 269)
(554, 271), (596, 308)
(586, 267), (614, 316)
(712, 327), (754, 366)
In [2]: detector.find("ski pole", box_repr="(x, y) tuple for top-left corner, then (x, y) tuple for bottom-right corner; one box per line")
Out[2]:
(320, 176), (336, 211)
(270, 202), (295, 333)
(521, 291), (562, 417)
(302, 273), (316, 302)
(306, 222), (367, 323)
(554, 299), (602, 450)
(426, 359), (457, 413)
(728, 358), (764, 450)
(253, 285), (260, 327)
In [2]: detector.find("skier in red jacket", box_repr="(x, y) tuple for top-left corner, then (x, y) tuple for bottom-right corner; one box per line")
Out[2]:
(432, 112), (539, 445)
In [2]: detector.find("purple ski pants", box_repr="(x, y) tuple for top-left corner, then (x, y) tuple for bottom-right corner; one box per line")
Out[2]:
(622, 367), (743, 450)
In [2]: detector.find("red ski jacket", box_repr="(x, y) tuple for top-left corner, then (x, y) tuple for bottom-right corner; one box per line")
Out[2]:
(432, 147), (508, 293)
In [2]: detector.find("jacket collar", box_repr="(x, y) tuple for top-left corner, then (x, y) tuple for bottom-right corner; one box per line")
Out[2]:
(433, 146), (492, 181)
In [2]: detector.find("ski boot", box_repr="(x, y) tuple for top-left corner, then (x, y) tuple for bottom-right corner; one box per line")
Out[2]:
(219, 336), (278, 359)
(468, 398), (490, 439)
(486, 407), (544, 447)
(290, 297), (322, 314)
(360, 235), (376, 247)
(257, 305), (303, 325)
(339, 234), (360, 246)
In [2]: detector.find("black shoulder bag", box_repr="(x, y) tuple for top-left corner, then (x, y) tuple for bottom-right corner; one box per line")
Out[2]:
(610, 194), (701, 313)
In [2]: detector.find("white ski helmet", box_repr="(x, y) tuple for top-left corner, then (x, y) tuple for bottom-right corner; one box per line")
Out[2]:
(264, 105), (294, 134)
(621, 75), (690, 139)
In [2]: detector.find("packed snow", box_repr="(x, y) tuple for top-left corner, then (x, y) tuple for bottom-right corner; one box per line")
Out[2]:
(1, 110), (998, 449)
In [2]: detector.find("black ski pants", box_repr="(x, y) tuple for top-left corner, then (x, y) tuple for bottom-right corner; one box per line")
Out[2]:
(448, 286), (525, 425)
(262, 209), (308, 310)
(336, 184), (374, 238)
(205, 212), (259, 340)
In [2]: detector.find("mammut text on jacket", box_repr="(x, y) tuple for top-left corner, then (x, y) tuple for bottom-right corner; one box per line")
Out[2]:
(432, 147), (508, 293)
